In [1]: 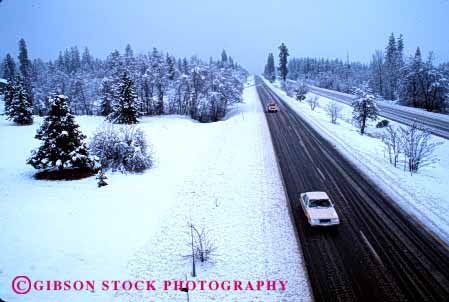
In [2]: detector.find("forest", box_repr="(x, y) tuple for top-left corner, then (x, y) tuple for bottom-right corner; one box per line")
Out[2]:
(264, 34), (449, 113)
(2, 39), (248, 123)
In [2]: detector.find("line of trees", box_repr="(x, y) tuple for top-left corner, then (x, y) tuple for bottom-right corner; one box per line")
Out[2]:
(263, 43), (289, 83)
(1, 40), (248, 123)
(279, 34), (449, 113)
(287, 57), (370, 93)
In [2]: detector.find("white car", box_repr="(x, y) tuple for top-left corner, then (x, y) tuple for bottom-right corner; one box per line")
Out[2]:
(300, 192), (340, 226)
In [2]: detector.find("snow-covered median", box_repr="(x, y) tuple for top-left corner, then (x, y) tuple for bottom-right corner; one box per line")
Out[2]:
(0, 77), (311, 301)
(265, 79), (449, 244)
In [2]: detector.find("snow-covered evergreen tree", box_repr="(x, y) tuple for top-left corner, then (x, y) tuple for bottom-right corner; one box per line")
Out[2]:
(81, 47), (94, 72)
(6, 78), (33, 125)
(18, 38), (34, 105)
(397, 34), (405, 68)
(18, 39), (31, 80)
(264, 53), (276, 82)
(369, 50), (385, 96)
(2, 53), (17, 81)
(107, 72), (140, 124)
(27, 95), (98, 172)
(278, 43), (289, 81)
(166, 55), (176, 81)
(4, 79), (15, 113)
(99, 78), (113, 116)
(399, 48), (449, 112)
(221, 50), (228, 64)
(352, 90), (379, 135)
(382, 33), (405, 100)
(398, 47), (422, 108)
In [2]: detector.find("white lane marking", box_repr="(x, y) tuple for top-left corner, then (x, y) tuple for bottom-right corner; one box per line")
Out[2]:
(360, 230), (384, 267)
(316, 167), (326, 181)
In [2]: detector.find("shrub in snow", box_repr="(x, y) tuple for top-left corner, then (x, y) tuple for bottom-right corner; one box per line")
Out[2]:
(294, 81), (309, 101)
(326, 101), (342, 124)
(106, 72), (141, 124)
(376, 119), (389, 128)
(188, 223), (217, 263)
(96, 170), (108, 187)
(382, 125), (402, 167)
(27, 95), (98, 177)
(307, 95), (319, 111)
(90, 123), (152, 172)
(6, 78), (33, 125)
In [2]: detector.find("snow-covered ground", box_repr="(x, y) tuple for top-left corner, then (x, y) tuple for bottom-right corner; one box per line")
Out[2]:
(0, 94), (4, 115)
(0, 77), (311, 301)
(266, 79), (449, 244)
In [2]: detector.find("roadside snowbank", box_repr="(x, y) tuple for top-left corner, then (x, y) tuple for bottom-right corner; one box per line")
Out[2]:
(0, 77), (311, 301)
(266, 79), (449, 244)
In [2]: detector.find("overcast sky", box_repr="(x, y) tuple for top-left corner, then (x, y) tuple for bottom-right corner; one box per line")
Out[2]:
(1, 0), (448, 73)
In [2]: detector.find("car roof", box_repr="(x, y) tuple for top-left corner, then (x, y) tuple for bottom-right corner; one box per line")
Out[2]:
(305, 191), (330, 200)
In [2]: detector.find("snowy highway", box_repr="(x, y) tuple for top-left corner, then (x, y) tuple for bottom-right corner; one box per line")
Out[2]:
(308, 85), (449, 140)
(256, 76), (449, 302)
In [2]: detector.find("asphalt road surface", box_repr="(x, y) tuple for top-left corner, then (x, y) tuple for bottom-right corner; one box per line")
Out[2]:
(256, 76), (449, 302)
(307, 85), (449, 140)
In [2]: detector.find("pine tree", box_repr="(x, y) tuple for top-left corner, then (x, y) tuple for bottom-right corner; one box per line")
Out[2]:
(6, 78), (33, 125)
(399, 47), (422, 108)
(18, 39), (30, 80)
(221, 50), (228, 64)
(151, 49), (167, 115)
(352, 91), (379, 135)
(369, 50), (385, 96)
(167, 54), (176, 81)
(399, 48), (449, 112)
(81, 47), (93, 72)
(70, 46), (81, 72)
(99, 78), (113, 116)
(278, 43), (289, 81)
(27, 95), (97, 172)
(182, 58), (189, 74)
(18, 38), (34, 105)
(384, 33), (398, 100)
(124, 44), (134, 64)
(4, 79), (15, 113)
(264, 53), (276, 82)
(107, 72), (140, 124)
(397, 34), (404, 68)
(2, 53), (16, 81)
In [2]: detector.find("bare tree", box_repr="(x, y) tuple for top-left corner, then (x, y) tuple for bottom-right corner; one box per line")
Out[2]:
(307, 95), (319, 111)
(326, 101), (342, 123)
(382, 125), (402, 167)
(400, 123), (442, 173)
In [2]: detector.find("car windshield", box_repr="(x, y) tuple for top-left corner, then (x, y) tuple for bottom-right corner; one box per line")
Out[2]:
(308, 199), (332, 208)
